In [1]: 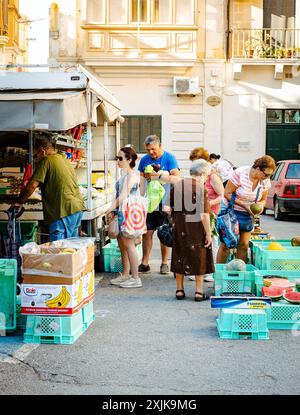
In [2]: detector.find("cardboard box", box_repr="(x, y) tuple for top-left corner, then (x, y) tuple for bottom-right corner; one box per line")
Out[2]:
(21, 271), (95, 315)
(22, 243), (94, 280)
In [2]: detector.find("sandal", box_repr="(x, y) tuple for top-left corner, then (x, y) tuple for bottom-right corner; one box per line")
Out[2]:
(194, 291), (208, 302)
(176, 289), (185, 300)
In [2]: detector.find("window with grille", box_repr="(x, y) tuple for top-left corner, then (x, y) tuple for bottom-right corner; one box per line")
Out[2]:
(121, 116), (162, 153)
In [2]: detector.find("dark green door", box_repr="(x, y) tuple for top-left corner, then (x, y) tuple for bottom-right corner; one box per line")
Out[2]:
(266, 110), (300, 161)
(266, 125), (300, 162)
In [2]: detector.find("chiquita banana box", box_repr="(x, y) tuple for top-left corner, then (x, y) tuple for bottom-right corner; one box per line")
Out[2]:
(21, 271), (95, 315)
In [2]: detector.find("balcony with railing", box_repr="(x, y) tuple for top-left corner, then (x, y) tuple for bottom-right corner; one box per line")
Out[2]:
(231, 28), (300, 61)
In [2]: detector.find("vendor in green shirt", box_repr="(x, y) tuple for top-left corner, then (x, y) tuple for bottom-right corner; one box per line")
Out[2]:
(15, 136), (85, 242)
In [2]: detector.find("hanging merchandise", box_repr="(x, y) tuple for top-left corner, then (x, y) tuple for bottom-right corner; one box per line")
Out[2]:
(144, 165), (165, 213)
(20, 162), (32, 192)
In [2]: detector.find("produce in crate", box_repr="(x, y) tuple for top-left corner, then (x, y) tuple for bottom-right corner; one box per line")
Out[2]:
(283, 291), (300, 305)
(291, 236), (300, 247)
(262, 285), (293, 301)
(268, 241), (285, 251)
(263, 275), (295, 289)
(225, 259), (246, 271)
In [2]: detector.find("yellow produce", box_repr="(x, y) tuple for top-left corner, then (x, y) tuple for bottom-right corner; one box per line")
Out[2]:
(42, 262), (52, 269)
(45, 287), (70, 308)
(268, 242), (285, 251)
(61, 248), (77, 254)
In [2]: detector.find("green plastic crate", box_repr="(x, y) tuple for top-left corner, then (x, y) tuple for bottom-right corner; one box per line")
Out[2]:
(102, 239), (142, 273)
(255, 270), (300, 296)
(82, 300), (95, 330)
(213, 264), (257, 296)
(216, 309), (269, 340)
(266, 301), (300, 330)
(250, 240), (291, 266)
(0, 259), (17, 333)
(258, 250), (300, 271)
(23, 312), (85, 344)
(0, 221), (38, 246)
(16, 295), (27, 330)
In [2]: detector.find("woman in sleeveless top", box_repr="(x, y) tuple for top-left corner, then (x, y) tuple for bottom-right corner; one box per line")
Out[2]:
(108, 147), (142, 288)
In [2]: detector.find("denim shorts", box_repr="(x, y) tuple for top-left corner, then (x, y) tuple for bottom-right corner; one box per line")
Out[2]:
(234, 210), (254, 233)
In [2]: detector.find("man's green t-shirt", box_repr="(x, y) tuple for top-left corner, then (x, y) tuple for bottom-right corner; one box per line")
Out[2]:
(31, 153), (85, 224)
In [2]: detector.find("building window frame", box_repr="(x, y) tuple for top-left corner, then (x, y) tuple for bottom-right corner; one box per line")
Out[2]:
(85, 0), (195, 26)
(121, 115), (162, 153)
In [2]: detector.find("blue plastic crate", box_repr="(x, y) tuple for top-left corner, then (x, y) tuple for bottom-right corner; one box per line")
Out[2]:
(213, 264), (257, 296)
(0, 259), (17, 333)
(82, 300), (95, 330)
(216, 309), (269, 340)
(250, 239), (291, 266)
(24, 312), (85, 344)
(255, 270), (300, 296)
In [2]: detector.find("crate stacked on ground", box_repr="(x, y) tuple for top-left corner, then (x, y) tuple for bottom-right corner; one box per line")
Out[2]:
(213, 264), (257, 296)
(251, 239), (300, 331)
(103, 238), (143, 273)
(20, 238), (95, 344)
(0, 259), (17, 334)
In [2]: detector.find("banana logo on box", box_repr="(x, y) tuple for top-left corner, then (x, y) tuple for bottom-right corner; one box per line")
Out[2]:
(45, 286), (70, 308)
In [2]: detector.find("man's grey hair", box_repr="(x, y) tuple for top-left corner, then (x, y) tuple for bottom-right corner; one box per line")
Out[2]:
(190, 159), (211, 177)
(144, 135), (161, 146)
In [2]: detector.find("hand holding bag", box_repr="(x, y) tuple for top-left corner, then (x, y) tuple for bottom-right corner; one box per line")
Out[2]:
(108, 215), (119, 239)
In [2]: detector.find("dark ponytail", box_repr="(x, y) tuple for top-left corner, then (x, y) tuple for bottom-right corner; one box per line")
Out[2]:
(209, 153), (220, 160)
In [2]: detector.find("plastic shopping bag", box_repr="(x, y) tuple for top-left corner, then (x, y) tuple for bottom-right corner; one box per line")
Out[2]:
(120, 195), (148, 239)
(216, 194), (239, 249)
(144, 165), (165, 213)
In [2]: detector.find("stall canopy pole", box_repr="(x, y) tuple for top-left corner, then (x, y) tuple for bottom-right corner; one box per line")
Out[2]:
(116, 120), (121, 180)
(104, 121), (109, 190)
(29, 130), (33, 165)
(86, 87), (92, 212)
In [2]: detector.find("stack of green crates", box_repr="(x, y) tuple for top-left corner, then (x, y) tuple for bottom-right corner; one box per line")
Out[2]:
(0, 259), (17, 333)
(103, 239), (143, 272)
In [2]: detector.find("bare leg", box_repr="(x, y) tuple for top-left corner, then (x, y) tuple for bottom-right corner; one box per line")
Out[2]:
(195, 275), (204, 298)
(175, 273), (185, 298)
(161, 243), (169, 265)
(141, 230), (154, 265)
(236, 232), (251, 263)
(216, 242), (229, 264)
(122, 237), (139, 279)
(117, 236), (130, 277)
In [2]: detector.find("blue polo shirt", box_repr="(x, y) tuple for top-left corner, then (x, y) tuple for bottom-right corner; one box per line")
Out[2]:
(138, 151), (180, 206)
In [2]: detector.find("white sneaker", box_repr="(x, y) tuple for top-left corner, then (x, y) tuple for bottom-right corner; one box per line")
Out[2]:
(110, 274), (130, 286)
(204, 274), (214, 282)
(188, 275), (195, 281)
(119, 277), (142, 288)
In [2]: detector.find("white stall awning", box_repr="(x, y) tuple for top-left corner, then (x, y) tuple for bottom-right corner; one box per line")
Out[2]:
(0, 69), (122, 131)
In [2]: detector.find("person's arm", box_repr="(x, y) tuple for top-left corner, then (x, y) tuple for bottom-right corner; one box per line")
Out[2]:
(256, 189), (268, 214)
(201, 213), (212, 247)
(16, 180), (40, 205)
(170, 168), (180, 176)
(209, 173), (224, 207)
(224, 180), (254, 216)
(108, 174), (137, 213)
(139, 172), (147, 196)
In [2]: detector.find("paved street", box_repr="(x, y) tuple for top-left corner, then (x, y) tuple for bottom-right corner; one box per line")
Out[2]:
(0, 212), (300, 395)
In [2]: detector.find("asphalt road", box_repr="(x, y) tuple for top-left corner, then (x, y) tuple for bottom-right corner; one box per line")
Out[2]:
(0, 211), (300, 395)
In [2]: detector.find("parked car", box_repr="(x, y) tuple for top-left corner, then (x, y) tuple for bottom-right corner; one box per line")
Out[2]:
(265, 160), (300, 220)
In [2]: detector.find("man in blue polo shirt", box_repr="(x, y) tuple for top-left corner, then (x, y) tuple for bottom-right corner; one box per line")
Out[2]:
(138, 135), (180, 274)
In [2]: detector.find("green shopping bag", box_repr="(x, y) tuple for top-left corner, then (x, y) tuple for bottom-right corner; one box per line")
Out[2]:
(144, 165), (165, 213)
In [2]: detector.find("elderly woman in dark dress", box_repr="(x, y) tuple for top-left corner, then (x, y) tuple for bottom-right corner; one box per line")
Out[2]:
(170, 159), (215, 301)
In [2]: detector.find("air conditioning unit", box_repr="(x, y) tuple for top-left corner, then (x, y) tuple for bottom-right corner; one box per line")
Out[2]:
(173, 76), (201, 96)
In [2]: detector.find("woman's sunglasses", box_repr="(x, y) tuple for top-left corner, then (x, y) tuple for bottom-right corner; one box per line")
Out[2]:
(260, 169), (272, 178)
(115, 156), (124, 161)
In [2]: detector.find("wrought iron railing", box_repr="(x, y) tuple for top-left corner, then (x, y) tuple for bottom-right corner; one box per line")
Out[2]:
(231, 28), (300, 59)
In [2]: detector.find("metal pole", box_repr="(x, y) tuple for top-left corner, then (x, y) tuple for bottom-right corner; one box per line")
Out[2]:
(29, 129), (33, 165)
(116, 120), (121, 180)
(104, 121), (109, 190)
(86, 87), (92, 236)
